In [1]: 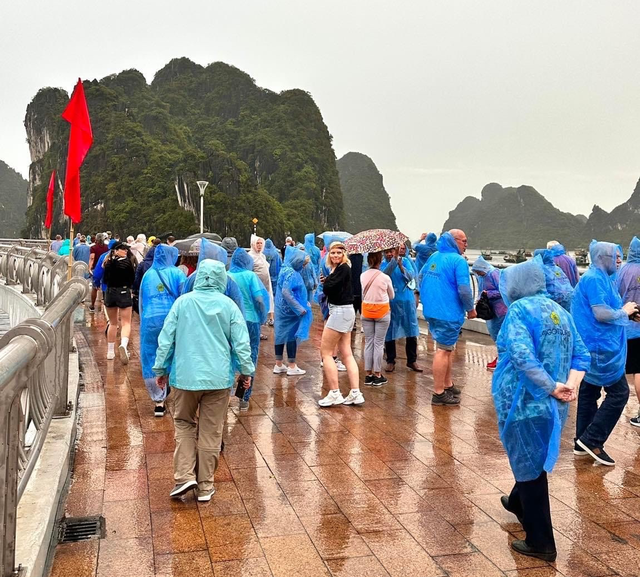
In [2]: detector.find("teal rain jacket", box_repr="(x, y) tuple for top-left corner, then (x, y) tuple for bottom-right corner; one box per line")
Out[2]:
(382, 253), (420, 341)
(414, 232), (438, 276)
(616, 236), (640, 340)
(153, 260), (254, 390)
(571, 240), (628, 386)
(304, 233), (321, 272)
(493, 259), (590, 482)
(182, 239), (245, 316)
(275, 247), (312, 345)
(228, 248), (269, 325)
(140, 245), (186, 383)
(532, 249), (573, 311)
(420, 232), (474, 324)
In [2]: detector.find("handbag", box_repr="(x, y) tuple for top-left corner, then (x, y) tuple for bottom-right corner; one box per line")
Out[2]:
(475, 292), (495, 320)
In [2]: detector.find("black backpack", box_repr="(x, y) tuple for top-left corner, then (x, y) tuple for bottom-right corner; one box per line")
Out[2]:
(475, 292), (495, 320)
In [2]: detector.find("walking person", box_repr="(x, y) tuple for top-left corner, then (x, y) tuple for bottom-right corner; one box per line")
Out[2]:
(471, 256), (507, 369)
(153, 260), (254, 501)
(139, 244), (186, 417)
(228, 248), (270, 410)
(413, 232), (438, 275)
(361, 251), (394, 386)
(420, 230), (476, 405)
(50, 235), (63, 252)
(103, 242), (137, 363)
(88, 233), (110, 312)
(494, 259), (590, 562)
(616, 237), (640, 426)
(572, 240), (638, 465)
(318, 241), (363, 407)
(130, 234), (147, 264)
(547, 241), (580, 287)
(248, 235), (274, 340)
(72, 235), (91, 265)
(273, 247), (311, 376)
(533, 250), (573, 311)
(382, 245), (422, 372)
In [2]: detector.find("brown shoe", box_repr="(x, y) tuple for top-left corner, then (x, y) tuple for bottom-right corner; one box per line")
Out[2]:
(407, 362), (423, 372)
(385, 363), (395, 372)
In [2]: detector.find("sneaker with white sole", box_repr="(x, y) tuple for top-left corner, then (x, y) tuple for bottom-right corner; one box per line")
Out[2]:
(576, 439), (615, 466)
(169, 479), (198, 498)
(273, 364), (288, 374)
(239, 399), (249, 411)
(318, 390), (345, 407)
(197, 487), (216, 502)
(119, 345), (129, 365)
(343, 390), (365, 405)
(287, 366), (306, 376)
(631, 416), (640, 427)
(335, 360), (347, 372)
(106, 349), (115, 360)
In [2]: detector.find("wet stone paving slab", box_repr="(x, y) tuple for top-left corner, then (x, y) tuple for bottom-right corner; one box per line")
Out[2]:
(49, 304), (640, 576)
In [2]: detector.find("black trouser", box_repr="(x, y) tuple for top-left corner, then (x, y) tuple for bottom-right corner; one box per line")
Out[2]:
(508, 472), (555, 553)
(576, 376), (629, 447)
(385, 337), (417, 365)
(274, 341), (298, 362)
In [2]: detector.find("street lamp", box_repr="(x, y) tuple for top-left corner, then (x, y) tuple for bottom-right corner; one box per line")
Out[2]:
(196, 180), (209, 234)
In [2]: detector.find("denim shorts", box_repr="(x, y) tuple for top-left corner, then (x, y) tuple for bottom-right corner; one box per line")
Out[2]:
(426, 317), (463, 349)
(326, 304), (355, 333)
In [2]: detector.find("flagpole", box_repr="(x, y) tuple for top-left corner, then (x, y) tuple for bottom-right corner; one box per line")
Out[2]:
(67, 219), (74, 280)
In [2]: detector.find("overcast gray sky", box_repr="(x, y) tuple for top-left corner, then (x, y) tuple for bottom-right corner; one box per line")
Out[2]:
(2, 0), (639, 238)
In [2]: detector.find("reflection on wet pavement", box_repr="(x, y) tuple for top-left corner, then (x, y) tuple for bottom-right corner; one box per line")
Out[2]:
(49, 306), (640, 576)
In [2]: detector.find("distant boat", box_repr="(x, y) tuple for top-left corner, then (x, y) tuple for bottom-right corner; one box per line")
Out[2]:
(504, 249), (527, 264)
(575, 248), (589, 266)
(524, 250), (533, 257)
(481, 249), (493, 261)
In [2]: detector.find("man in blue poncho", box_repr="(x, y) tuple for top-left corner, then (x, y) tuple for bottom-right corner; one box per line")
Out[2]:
(547, 241), (580, 287)
(182, 239), (245, 315)
(616, 237), (640, 426)
(493, 259), (589, 562)
(273, 246), (312, 376)
(420, 230), (476, 405)
(471, 256), (507, 369)
(297, 245), (319, 304)
(413, 232), (438, 276)
(572, 240), (638, 466)
(228, 248), (270, 410)
(153, 260), (254, 502)
(382, 245), (421, 373)
(533, 249), (573, 311)
(304, 233), (321, 273)
(139, 244), (186, 417)
(263, 239), (282, 326)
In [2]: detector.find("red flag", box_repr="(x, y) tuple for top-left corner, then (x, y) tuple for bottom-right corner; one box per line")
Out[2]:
(61, 79), (93, 223)
(44, 170), (56, 229)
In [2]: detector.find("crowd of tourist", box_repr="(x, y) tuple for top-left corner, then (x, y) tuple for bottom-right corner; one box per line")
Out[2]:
(49, 227), (640, 560)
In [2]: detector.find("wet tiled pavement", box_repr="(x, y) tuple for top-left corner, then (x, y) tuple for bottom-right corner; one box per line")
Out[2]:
(49, 305), (640, 577)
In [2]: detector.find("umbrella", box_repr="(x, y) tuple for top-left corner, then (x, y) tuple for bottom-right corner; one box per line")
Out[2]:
(173, 237), (208, 255)
(344, 229), (409, 255)
(317, 231), (352, 246)
(186, 232), (223, 243)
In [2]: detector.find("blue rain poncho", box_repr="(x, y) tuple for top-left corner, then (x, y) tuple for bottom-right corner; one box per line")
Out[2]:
(153, 260), (254, 390)
(314, 254), (333, 319)
(549, 244), (580, 287)
(92, 252), (109, 291)
(533, 249), (573, 311)
(221, 237), (239, 266)
(133, 246), (156, 293)
(493, 259), (590, 482)
(616, 236), (640, 340)
(139, 245), (186, 401)
(420, 232), (474, 325)
(382, 254), (420, 341)
(413, 233), (438, 276)
(304, 233), (322, 272)
(182, 239), (245, 316)
(571, 240), (628, 386)
(228, 248), (269, 325)
(274, 247), (312, 345)
(471, 256), (506, 342)
(264, 238), (282, 289)
(297, 244), (319, 303)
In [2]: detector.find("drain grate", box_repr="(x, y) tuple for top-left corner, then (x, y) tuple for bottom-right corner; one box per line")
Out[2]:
(59, 516), (105, 543)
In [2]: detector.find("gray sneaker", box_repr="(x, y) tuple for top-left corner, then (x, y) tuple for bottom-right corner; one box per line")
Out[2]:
(239, 399), (249, 411)
(431, 389), (461, 406)
(169, 479), (198, 498)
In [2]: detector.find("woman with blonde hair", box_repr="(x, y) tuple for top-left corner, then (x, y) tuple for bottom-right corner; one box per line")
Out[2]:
(318, 242), (363, 406)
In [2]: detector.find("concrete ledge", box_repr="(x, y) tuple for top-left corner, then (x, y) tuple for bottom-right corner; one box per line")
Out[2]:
(14, 345), (79, 577)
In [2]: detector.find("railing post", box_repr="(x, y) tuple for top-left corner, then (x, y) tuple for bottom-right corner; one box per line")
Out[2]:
(53, 317), (71, 417)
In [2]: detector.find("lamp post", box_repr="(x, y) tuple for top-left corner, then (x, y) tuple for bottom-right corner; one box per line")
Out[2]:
(196, 180), (209, 234)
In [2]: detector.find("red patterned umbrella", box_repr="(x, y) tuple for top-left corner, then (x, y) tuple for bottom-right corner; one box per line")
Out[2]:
(344, 229), (409, 255)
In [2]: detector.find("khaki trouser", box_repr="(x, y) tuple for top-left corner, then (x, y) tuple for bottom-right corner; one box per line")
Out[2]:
(172, 388), (229, 492)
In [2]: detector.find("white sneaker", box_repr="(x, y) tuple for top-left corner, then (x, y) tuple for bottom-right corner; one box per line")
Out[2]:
(335, 360), (347, 372)
(119, 345), (129, 365)
(287, 366), (306, 376)
(273, 364), (288, 374)
(106, 350), (115, 360)
(343, 390), (365, 406)
(318, 390), (345, 407)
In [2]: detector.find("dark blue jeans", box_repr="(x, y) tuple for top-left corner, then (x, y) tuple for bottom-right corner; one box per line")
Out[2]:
(576, 375), (629, 447)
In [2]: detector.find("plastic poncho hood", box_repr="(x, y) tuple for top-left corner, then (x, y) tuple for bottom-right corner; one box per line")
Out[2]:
(533, 249), (554, 266)
(414, 233), (438, 274)
(589, 240), (618, 276)
(471, 256), (494, 275)
(199, 238), (227, 266)
(627, 236), (640, 264)
(264, 239), (279, 260)
(437, 232), (461, 254)
(230, 248), (254, 272)
(617, 236), (640, 339)
(304, 233), (321, 269)
(194, 260), (227, 293)
(284, 246), (306, 272)
(499, 257), (546, 307)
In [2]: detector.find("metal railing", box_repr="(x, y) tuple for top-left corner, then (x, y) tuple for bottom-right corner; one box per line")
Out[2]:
(0, 243), (88, 577)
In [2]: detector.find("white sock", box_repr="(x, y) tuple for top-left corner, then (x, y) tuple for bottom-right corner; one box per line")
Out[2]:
(330, 389), (341, 395)
(121, 337), (129, 349)
(351, 389), (360, 394)
(107, 343), (115, 354)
